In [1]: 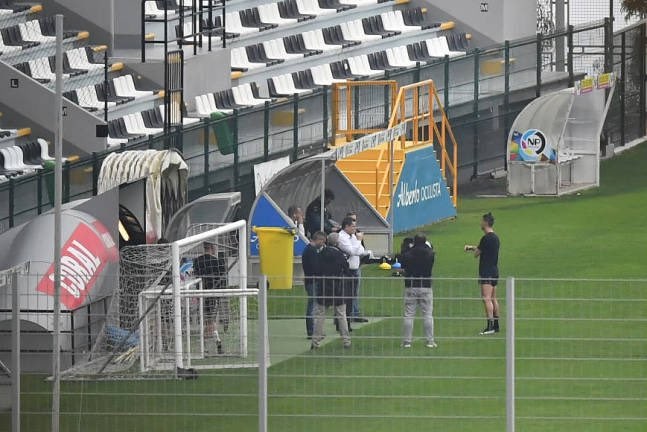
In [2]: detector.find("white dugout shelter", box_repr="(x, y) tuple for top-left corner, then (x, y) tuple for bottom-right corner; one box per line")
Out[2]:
(507, 73), (616, 196)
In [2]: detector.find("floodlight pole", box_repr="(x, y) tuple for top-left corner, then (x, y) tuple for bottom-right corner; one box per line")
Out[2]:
(51, 14), (64, 432)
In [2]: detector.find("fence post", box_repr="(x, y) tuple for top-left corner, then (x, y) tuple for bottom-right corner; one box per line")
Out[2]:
(353, 85), (360, 133)
(567, 25), (574, 87)
(472, 49), (480, 179)
(8, 178), (14, 228)
(383, 79), (390, 126)
(444, 55), (450, 116)
(322, 86), (329, 145)
(640, 23), (646, 136)
(292, 94), (299, 161)
(263, 101), (270, 161)
(202, 120), (209, 194)
(104, 52), (109, 121)
(37, 170), (43, 214)
(504, 40), (511, 170)
(535, 33), (542, 97)
(620, 31), (626, 147)
(258, 275), (269, 432)
(11, 269), (20, 432)
(92, 152), (99, 195)
(62, 164), (70, 203)
(506, 276), (515, 432)
(604, 17), (613, 73)
(233, 110), (239, 190)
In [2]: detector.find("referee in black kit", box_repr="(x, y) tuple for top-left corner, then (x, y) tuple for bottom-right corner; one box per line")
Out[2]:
(465, 212), (501, 335)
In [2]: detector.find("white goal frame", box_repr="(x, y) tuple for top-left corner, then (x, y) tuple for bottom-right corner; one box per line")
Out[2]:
(138, 220), (249, 371)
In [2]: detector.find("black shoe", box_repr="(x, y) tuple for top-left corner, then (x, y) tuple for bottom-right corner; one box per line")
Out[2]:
(352, 317), (369, 323)
(310, 344), (319, 350)
(480, 327), (495, 335)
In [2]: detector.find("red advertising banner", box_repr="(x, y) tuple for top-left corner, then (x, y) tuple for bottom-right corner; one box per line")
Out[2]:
(37, 222), (117, 309)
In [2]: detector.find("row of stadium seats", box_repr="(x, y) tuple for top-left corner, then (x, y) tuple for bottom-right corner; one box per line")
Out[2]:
(174, 0), (394, 44)
(64, 75), (157, 111)
(193, 33), (467, 113)
(106, 106), (200, 147)
(0, 138), (54, 182)
(0, 2), (178, 151)
(0, 17), (83, 56)
(13, 46), (108, 83)
(194, 33), (467, 114)
(229, 8), (435, 72)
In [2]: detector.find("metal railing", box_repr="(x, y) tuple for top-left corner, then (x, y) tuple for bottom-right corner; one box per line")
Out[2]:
(1, 19), (644, 233)
(141, 0), (226, 63)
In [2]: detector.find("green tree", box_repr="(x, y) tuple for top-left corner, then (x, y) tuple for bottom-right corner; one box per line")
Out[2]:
(622, 0), (647, 19)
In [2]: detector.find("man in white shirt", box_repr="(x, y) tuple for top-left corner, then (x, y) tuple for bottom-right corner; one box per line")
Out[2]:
(337, 216), (370, 327)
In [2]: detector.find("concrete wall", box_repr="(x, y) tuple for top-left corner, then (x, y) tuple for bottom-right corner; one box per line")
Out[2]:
(42, 0), (141, 51)
(0, 61), (107, 155)
(41, 0), (114, 49)
(129, 48), (232, 101)
(417, 0), (536, 46)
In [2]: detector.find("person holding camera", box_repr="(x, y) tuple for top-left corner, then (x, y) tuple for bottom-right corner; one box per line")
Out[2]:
(400, 234), (437, 349)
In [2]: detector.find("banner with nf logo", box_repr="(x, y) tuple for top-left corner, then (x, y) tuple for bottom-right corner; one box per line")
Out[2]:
(390, 146), (456, 233)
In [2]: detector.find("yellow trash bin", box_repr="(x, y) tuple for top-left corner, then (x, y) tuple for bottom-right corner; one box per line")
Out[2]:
(254, 227), (295, 290)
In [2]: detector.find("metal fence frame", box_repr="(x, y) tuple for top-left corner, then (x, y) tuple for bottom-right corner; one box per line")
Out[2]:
(1, 20), (645, 233)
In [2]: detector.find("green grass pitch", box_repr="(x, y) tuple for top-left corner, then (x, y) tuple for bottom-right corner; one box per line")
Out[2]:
(5, 144), (647, 432)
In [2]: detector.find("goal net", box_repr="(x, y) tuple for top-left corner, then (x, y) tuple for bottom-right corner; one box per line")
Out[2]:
(61, 220), (255, 379)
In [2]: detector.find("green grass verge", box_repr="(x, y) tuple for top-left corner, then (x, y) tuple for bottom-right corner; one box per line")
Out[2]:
(4, 145), (647, 432)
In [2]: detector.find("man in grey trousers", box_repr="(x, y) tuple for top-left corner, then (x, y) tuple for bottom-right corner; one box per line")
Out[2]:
(311, 233), (352, 349)
(400, 234), (437, 348)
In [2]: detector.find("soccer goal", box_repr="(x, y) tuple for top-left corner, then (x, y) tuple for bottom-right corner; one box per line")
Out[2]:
(140, 220), (255, 372)
(62, 220), (256, 379)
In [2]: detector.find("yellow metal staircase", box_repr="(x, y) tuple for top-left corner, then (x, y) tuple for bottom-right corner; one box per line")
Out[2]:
(331, 79), (459, 218)
(335, 145), (405, 216)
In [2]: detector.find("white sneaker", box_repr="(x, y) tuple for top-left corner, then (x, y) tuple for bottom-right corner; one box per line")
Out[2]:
(426, 342), (438, 348)
(403, 342), (412, 348)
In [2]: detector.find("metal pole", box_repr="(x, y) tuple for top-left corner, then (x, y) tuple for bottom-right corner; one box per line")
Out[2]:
(258, 275), (269, 432)
(535, 34), (542, 97)
(567, 25), (574, 88)
(555, 0), (565, 71)
(472, 49), (480, 179)
(171, 242), (183, 371)
(620, 32), (626, 146)
(319, 158), (325, 233)
(505, 276), (516, 432)
(504, 40), (510, 171)
(11, 270), (20, 432)
(51, 14), (64, 432)
(388, 137), (394, 252)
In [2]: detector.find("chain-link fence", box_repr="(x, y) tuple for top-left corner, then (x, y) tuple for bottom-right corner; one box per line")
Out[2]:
(2, 274), (646, 431)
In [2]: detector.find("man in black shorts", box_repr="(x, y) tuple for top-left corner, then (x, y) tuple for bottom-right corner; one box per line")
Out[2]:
(465, 212), (500, 335)
(193, 242), (228, 354)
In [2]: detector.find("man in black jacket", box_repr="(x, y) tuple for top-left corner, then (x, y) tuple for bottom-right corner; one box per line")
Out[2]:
(302, 231), (326, 339)
(304, 189), (339, 236)
(311, 232), (351, 349)
(400, 234), (437, 349)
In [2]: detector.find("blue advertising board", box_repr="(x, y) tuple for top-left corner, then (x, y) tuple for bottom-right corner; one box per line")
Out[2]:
(249, 194), (308, 257)
(390, 146), (456, 233)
